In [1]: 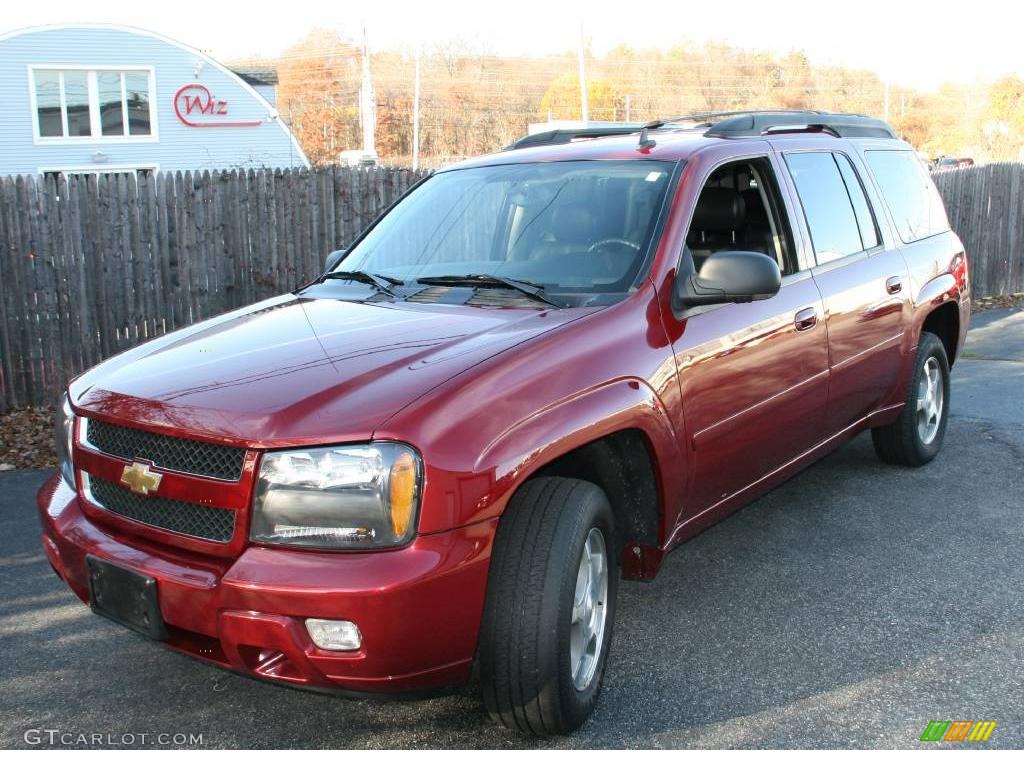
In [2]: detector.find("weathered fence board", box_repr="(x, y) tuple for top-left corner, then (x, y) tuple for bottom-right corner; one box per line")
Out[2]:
(0, 166), (428, 411)
(0, 162), (1019, 412)
(932, 162), (1024, 301)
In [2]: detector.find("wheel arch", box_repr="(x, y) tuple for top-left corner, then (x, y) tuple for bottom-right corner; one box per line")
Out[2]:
(535, 429), (661, 575)
(913, 270), (963, 365)
(920, 300), (961, 366)
(475, 379), (683, 581)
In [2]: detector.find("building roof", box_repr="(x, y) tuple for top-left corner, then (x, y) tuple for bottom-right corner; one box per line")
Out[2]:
(230, 66), (279, 87)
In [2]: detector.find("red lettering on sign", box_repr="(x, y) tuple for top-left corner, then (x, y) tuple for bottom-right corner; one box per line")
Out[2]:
(173, 84), (261, 128)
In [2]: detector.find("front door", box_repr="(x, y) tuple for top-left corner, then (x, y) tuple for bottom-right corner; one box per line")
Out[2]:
(671, 155), (831, 519)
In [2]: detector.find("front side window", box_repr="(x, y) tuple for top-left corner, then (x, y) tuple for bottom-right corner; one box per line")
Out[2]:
(785, 152), (866, 265)
(685, 157), (798, 276)
(32, 68), (154, 140)
(865, 150), (950, 243)
(336, 160), (674, 303)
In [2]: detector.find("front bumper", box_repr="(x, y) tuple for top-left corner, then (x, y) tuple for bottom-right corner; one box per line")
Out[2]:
(38, 472), (496, 694)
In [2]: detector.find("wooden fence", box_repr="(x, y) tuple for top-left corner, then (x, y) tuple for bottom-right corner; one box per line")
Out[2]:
(0, 162), (1021, 412)
(0, 166), (426, 412)
(931, 162), (1024, 300)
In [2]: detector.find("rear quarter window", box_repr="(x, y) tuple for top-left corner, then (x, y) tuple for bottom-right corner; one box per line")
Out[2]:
(865, 150), (950, 243)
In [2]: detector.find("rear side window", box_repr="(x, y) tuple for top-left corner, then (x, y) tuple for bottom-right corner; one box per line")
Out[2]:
(785, 152), (866, 264)
(865, 150), (950, 242)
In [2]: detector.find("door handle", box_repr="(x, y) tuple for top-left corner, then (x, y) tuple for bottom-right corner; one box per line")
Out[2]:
(794, 307), (818, 331)
(885, 276), (903, 295)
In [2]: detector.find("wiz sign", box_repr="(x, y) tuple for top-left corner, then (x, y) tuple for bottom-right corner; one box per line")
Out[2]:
(173, 84), (261, 128)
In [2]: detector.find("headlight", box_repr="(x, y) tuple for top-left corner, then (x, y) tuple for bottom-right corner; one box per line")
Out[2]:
(251, 442), (422, 550)
(55, 393), (76, 489)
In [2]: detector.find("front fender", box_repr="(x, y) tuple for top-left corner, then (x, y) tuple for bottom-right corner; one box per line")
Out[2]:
(474, 378), (685, 543)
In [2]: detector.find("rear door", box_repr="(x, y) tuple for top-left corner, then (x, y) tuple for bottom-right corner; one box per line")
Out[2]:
(779, 145), (910, 435)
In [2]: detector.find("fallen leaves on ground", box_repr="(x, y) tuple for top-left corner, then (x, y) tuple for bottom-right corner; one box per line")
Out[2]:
(0, 407), (57, 470)
(973, 293), (1024, 312)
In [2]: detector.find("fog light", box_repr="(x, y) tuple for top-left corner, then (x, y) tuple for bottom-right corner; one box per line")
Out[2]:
(305, 618), (362, 651)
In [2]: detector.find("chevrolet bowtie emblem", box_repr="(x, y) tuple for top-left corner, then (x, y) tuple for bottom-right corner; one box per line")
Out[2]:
(120, 462), (163, 495)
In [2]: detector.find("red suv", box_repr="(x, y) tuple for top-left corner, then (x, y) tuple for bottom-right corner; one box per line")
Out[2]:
(40, 111), (969, 735)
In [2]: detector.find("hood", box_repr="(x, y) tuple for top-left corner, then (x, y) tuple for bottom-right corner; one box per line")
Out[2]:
(70, 292), (596, 447)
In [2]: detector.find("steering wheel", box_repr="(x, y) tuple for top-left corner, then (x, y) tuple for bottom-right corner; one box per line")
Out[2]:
(588, 238), (641, 253)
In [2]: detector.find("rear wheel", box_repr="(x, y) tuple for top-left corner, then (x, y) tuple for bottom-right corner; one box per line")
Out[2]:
(872, 331), (950, 466)
(479, 477), (618, 735)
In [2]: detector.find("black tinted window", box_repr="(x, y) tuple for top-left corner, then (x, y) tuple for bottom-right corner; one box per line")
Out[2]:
(785, 152), (865, 264)
(834, 154), (879, 250)
(865, 150), (950, 242)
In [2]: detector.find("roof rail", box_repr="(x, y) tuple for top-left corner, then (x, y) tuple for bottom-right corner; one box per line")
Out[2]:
(702, 111), (896, 139)
(667, 109), (829, 125)
(504, 124), (651, 151)
(503, 110), (897, 150)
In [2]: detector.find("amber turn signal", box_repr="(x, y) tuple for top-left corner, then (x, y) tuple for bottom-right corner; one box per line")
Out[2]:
(389, 450), (418, 538)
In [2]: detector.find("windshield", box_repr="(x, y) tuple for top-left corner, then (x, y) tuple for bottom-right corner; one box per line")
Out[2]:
(334, 160), (674, 304)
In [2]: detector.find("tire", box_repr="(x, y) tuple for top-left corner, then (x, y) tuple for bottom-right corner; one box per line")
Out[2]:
(479, 477), (618, 735)
(872, 331), (951, 466)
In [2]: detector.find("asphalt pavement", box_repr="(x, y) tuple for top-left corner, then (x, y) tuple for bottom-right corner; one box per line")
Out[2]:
(2, 307), (1022, 749)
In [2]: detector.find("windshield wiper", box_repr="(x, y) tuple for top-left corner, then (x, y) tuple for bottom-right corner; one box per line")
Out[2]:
(416, 274), (566, 309)
(322, 270), (404, 297)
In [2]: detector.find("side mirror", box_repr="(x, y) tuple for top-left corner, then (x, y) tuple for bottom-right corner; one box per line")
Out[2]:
(324, 249), (347, 273)
(673, 250), (782, 313)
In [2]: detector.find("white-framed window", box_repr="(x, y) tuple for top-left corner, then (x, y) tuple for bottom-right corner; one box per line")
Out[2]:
(29, 65), (158, 143)
(39, 164), (159, 177)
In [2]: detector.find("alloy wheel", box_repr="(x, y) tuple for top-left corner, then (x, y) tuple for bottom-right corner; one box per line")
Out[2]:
(917, 356), (944, 445)
(570, 527), (609, 691)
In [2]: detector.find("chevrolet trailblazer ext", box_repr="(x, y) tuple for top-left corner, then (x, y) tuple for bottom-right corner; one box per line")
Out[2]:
(40, 111), (969, 735)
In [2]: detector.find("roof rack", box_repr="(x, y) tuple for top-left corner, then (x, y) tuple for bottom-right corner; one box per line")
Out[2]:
(701, 111), (896, 139)
(504, 110), (897, 151)
(505, 124), (651, 151)
(667, 109), (830, 125)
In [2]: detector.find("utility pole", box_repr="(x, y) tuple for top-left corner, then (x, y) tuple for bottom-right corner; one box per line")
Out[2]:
(359, 24), (376, 157)
(625, 94), (631, 122)
(578, 21), (588, 122)
(883, 79), (890, 121)
(412, 46), (421, 171)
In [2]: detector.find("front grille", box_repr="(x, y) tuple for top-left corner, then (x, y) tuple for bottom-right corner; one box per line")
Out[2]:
(86, 475), (236, 543)
(86, 419), (246, 481)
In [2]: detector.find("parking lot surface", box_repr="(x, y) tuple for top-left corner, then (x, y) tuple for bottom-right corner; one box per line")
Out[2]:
(2, 308), (1022, 748)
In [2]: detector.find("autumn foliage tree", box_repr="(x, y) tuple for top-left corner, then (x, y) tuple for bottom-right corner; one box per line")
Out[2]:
(250, 30), (1024, 168)
(278, 29), (362, 166)
(538, 73), (620, 121)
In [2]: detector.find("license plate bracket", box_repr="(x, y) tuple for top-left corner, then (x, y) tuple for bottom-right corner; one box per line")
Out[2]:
(86, 555), (168, 640)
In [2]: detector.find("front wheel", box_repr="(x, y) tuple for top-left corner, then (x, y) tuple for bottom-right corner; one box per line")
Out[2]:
(872, 331), (951, 466)
(479, 477), (618, 735)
